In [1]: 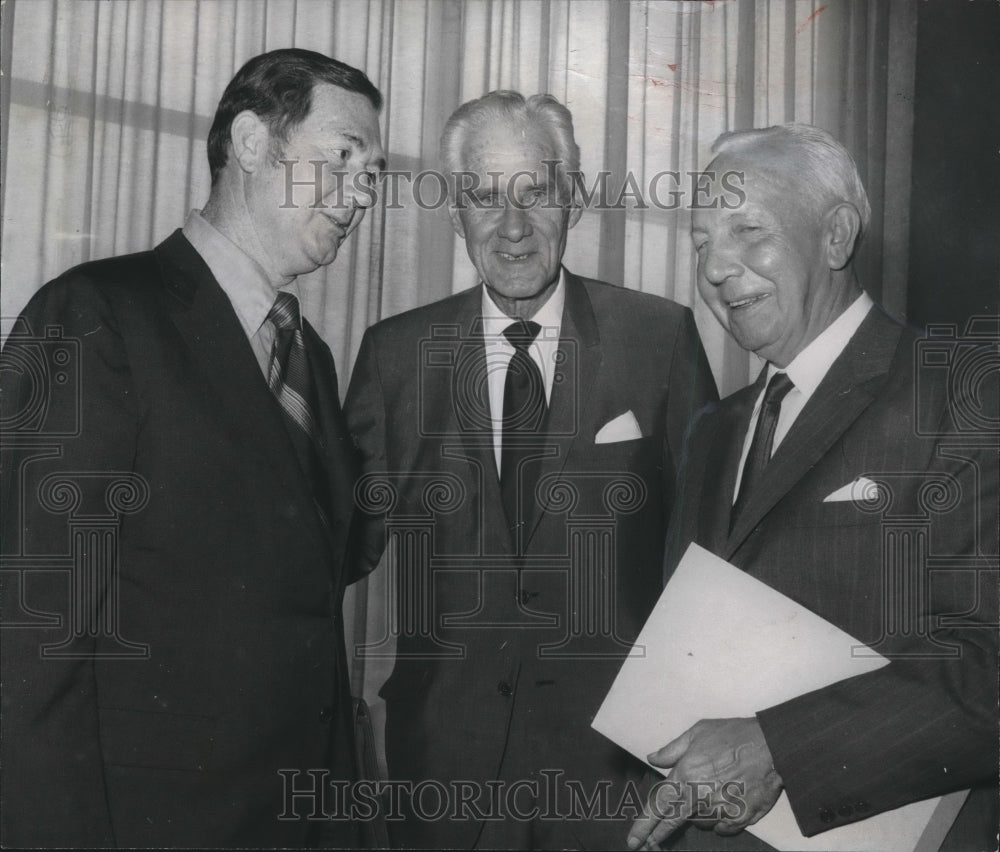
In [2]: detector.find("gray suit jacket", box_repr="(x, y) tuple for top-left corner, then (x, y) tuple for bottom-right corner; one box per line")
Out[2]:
(345, 270), (718, 848)
(662, 306), (997, 849)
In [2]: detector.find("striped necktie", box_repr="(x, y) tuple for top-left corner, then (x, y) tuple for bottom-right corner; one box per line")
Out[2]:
(268, 293), (320, 443)
(266, 293), (331, 517)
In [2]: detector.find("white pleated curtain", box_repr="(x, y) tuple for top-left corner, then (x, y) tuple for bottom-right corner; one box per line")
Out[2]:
(0, 0), (916, 772)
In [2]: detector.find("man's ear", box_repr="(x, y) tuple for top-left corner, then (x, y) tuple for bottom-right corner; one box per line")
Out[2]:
(230, 110), (269, 174)
(449, 205), (466, 239)
(567, 203), (583, 230)
(825, 203), (861, 270)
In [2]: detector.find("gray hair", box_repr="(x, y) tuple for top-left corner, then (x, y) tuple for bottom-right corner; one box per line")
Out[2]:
(440, 90), (580, 203)
(712, 123), (872, 240)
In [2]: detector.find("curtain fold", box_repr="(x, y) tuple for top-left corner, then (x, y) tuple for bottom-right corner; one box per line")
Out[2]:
(2, 0), (914, 385)
(1, 0), (916, 778)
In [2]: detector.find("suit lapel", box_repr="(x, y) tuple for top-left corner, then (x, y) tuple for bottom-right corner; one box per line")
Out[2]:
(522, 271), (602, 551)
(303, 323), (357, 574)
(152, 231), (332, 559)
(725, 308), (903, 558)
(696, 377), (762, 555)
(437, 290), (513, 555)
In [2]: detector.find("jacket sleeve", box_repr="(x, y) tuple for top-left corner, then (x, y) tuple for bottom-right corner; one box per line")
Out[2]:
(756, 388), (999, 836)
(342, 327), (390, 580)
(661, 307), (718, 519)
(1, 276), (139, 847)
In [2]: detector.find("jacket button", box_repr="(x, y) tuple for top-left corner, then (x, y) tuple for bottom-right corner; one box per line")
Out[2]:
(497, 681), (513, 697)
(838, 804), (854, 818)
(319, 706), (333, 722)
(855, 800), (871, 813)
(818, 808), (835, 824)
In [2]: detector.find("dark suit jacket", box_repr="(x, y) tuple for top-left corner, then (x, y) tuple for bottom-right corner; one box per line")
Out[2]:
(344, 269), (718, 849)
(662, 306), (998, 849)
(0, 231), (362, 848)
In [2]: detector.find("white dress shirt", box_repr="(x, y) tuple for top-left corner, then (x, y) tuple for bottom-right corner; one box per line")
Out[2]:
(182, 210), (300, 376)
(733, 292), (874, 502)
(480, 272), (566, 473)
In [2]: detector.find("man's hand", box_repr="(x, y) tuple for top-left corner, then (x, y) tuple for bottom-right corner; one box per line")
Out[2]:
(627, 717), (783, 850)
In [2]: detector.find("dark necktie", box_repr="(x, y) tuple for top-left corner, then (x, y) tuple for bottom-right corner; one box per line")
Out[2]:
(266, 293), (331, 520)
(500, 320), (546, 535)
(731, 371), (794, 529)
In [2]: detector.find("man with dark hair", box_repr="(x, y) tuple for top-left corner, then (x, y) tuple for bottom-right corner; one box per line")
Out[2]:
(628, 124), (997, 851)
(206, 47), (382, 184)
(0, 48), (384, 847)
(345, 90), (717, 849)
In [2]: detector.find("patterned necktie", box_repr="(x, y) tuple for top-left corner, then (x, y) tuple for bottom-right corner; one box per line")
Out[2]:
(266, 293), (331, 519)
(500, 319), (546, 536)
(731, 371), (794, 529)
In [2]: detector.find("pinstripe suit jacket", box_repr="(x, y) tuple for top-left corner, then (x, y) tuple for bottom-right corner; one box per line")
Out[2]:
(662, 305), (998, 848)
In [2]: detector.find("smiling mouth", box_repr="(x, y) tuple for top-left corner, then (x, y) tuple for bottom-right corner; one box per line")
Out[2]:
(727, 293), (771, 309)
(497, 251), (533, 262)
(322, 209), (352, 226)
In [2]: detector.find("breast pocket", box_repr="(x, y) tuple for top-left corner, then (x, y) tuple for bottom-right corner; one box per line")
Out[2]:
(537, 436), (660, 519)
(785, 497), (886, 528)
(580, 434), (660, 472)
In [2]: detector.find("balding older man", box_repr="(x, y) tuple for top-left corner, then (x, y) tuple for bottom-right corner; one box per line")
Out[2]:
(629, 125), (997, 851)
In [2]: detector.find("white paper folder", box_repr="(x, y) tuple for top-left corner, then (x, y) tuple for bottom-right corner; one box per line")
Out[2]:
(591, 543), (968, 852)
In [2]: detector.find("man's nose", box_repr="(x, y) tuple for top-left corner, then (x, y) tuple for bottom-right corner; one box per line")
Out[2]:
(327, 169), (376, 210)
(498, 202), (533, 241)
(701, 240), (742, 285)
(349, 170), (380, 209)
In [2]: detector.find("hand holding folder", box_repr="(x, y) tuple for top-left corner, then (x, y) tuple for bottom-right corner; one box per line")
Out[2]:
(592, 543), (968, 852)
(628, 716), (783, 849)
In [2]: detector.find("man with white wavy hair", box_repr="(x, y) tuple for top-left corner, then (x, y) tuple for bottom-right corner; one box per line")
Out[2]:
(346, 90), (717, 848)
(628, 124), (997, 851)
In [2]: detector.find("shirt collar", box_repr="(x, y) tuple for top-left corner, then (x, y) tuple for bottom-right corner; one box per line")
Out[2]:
(480, 269), (566, 340)
(182, 210), (298, 337)
(771, 291), (874, 394)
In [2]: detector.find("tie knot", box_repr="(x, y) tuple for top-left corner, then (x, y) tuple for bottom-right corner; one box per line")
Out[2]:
(268, 292), (302, 333)
(763, 372), (794, 408)
(503, 320), (541, 352)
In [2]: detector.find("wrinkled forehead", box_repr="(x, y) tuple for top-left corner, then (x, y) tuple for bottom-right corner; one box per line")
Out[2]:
(715, 149), (806, 194)
(462, 119), (561, 176)
(692, 151), (813, 225)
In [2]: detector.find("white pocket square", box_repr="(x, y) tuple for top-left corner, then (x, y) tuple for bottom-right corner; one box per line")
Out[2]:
(595, 410), (643, 444)
(823, 477), (880, 503)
